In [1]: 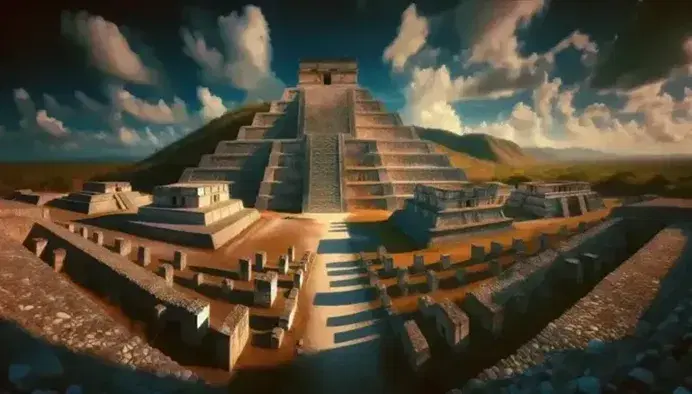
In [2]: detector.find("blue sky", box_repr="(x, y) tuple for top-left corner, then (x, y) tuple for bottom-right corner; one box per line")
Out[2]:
(0, 0), (690, 161)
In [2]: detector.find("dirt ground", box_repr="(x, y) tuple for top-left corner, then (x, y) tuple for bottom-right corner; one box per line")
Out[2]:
(344, 199), (618, 313)
(41, 206), (325, 384)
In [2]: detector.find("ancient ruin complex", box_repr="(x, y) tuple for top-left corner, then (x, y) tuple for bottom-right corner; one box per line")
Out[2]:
(50, 181), (151, 214)
(390, 183), (514, 246)
(506, 181), (606, 218)
(178, 59), (469, 213)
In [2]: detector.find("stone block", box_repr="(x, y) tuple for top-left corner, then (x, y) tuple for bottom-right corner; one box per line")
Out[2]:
(78, 227), (89, 239)
(488, 260), (502, 276)
(41, 208), (50, 219)
(413, 254), (425, 272)
(239, 257), (252, 281)
(278, 254), (289, 275)
(173, 250), (187, 270)
(137, 246), (151, 266)
(254, 272), (278, 308)
(114, 237), (131, 257)
(470, 245), (485, 262)
(294, 269), (304, 289)
(577, 222), (587, 233)
(30, 238), (48, 257)
(91, 231), (104, 246)
(66, 223), (75, 233)
(216, 306), (250, 371)
(254, 251), (266, 272)
(509, 291), (529, 315)
(440, 254), (452, 270)
(271, 327), (285, 349)
(538, 233), (550, 250)
(426, 270), (439, 292)
(511, 238), (526, 254)
(194, 273), (205, 287)
(368, 270), (379, 287)
(377, 245), (387, 262)
(379, 285), (392, 308)
(382, 255), (394, 272)
(418, 295), (436, 318)
(455, 268), (466, 285)
(397, 269), (409, 295)
(159, 263), (174, 287)
(490, 241), (503, 256)
(52, 248), (66, 273)
(287, 246), (295, 264)
(222, 278), (235, 294)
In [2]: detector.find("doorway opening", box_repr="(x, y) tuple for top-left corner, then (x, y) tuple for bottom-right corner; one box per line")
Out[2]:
(323, 72), (332, 85)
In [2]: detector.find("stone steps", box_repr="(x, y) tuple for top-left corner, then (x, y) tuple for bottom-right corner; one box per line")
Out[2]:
(269, 100), (293, 112)
(255, 194), (303, 212)
(213, 140), (274, 155)
(354, 100), (383, 112)
(433, 207), (508, 228)
(237, 126), (275, 140)
(198, 154), (255, 168)
(353, 125), (419, 140)
(303, 134), (343, 212)
(345, 152), (452, 167)
(354, 112), (401, 127)
(137, 198), (245, 225)
(354, 90), (372, 101)
(344, 167), (466, 182)
(262, 166), (303, 182)
(344, 140), (434, 154)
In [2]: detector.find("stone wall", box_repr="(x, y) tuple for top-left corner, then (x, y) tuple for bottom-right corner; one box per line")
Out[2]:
(0, 231), (208, 392)
(24, 220), (211, 344)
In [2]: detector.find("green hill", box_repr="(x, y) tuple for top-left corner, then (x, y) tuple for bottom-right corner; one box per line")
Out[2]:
(99, 103), (269, 191)
(413, 127), (535, 166)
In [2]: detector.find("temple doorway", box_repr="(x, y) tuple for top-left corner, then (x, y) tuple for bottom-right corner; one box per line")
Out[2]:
(323, 72), (332, 85)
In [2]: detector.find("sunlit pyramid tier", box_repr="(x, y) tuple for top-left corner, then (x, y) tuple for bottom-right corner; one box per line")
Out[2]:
(178, 87), (303, 208)
(179, 58), (469, 213)
(505, 181), (606, 218)
(127, 182), (260, 249)
(391, 183), (514, 247)
(50, 181), (152, 215)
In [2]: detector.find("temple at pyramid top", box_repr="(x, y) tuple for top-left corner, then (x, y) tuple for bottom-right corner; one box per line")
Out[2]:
(178, 59), (471, 214)
(298, 58), (358, 86)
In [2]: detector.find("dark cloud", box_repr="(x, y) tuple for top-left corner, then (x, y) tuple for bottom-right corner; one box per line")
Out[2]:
(590, 0), (692, 90)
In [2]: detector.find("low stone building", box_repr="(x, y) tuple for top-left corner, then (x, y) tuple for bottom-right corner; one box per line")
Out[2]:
(505, 181), (606, 218)
(434, 299), (470, 351)
(400, 320), (431, 372)
(50, 181), (151, 215)
(214, 305), (250, 371)
(390, 183), (514, 247)
(126, 182), (260, 249)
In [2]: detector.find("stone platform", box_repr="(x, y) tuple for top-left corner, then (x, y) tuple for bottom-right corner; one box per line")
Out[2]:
(506, 181), (605, 218)
(7, 189), (66, 206)
(390, 183), (514, 247)
(128, 182), (260, 249)
(50, 181), (151, 215)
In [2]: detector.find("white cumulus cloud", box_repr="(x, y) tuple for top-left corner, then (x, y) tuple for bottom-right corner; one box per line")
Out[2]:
(198, 87), (229, 121)
(62, 11), (156, 84)
(383, 4), (429, 72)
(115, 89), (189, 124)
(182, 5), (284, 101)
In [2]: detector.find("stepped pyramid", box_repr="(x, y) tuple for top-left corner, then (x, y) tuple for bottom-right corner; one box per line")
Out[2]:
(179, 59), (469, 213)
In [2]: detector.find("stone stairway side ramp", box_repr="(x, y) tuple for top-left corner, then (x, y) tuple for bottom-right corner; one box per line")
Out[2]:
(301, 86), (351, 135)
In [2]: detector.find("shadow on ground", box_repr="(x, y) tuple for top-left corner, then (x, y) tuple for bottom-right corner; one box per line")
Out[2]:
(317, 221), (417, 255)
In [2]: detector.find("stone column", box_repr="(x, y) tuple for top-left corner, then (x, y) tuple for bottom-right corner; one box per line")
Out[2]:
(194, 272), (205, 288)
(413, 254), (425, 272)
(173, 250), (187, 270)
(426, 270), (439, 292)
(440, 254), (451, 270)
(383, 255), (394, 272)
(538, 233), (550, 251)
(271, 327), (285, 349)
(512, 238), (526, 254)
(239, 257), (252, 281)
(470, 245), (486, 262)
(79, 227), (89, 239)
(254, 251), (266, 272)
(563, 257), (583, 285)
(159, 263), (174, 287)
(114, 238), (132, 256)
(287, 246), (295, 265)
(278, 254), (289, 275)
(52, 248), (66, 273)
(221, 278), (235, 295)
(66, 223), (75, 233)
(91, 231), (104, 246)
(397, 268), (409, 295)
(254, 272), (278, 307)
(30, 238), (47, 257)
(490, 241), (503, 256)
(294, 269), (304, 289)
(137, 246), (151, 266)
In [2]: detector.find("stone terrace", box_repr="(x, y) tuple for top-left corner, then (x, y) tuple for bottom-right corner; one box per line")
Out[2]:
(0, 230), (212, 392)
(468, 224), (692, 392)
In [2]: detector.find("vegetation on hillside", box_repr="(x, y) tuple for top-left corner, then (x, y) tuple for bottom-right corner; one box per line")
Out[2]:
(1, 103), (691, 199)
(415, 127), (535, 166)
